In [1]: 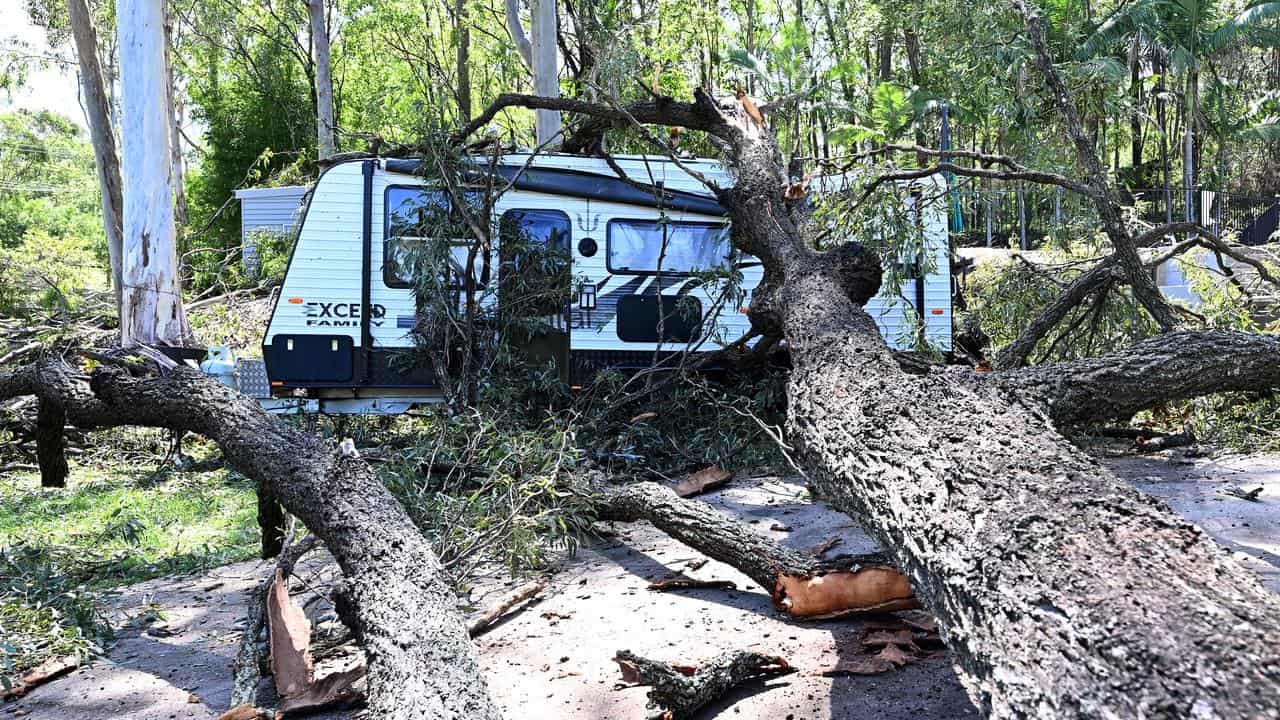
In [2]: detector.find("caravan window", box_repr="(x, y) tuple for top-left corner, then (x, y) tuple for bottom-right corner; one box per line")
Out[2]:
(383, 186), (485, 288)
(606, 219), (730, 275)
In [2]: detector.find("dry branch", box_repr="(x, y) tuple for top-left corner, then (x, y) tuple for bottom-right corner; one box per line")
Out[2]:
(597, 480), (919, 618)
(467, 579), (548, 637)
(614, 648), (794, 720)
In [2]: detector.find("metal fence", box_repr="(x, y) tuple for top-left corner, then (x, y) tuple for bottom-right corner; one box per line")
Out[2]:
(947, 179), (1280, 249)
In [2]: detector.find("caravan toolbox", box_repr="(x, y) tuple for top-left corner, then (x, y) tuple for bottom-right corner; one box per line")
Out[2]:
(242, 154), (952, 413)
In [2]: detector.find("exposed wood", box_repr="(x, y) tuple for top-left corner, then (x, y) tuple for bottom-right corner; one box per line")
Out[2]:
(0, 359), (500, 720)
(0, 654), (80, 700)
(230, 535), (319, 708)
(672, 465), (732, 497)
(267, 568), (315, 698)
(614, 648), (794, 720)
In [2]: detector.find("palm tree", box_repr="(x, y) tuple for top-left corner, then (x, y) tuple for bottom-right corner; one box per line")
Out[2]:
(1078, 0), (1280, 222)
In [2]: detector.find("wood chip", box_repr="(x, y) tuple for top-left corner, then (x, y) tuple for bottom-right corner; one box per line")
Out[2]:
(216, 705), (263, 720)
(673, 466), (733, 497)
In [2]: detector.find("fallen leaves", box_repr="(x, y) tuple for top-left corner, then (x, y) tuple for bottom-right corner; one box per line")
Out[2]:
(673, 466), (733, 498)
(819, 614), (945, 677)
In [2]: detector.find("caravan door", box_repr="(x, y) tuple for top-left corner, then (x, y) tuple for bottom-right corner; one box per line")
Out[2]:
(499, 209), (572, 380)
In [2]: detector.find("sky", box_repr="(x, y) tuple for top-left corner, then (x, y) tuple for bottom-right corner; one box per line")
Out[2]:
(0, 1), (89, 129)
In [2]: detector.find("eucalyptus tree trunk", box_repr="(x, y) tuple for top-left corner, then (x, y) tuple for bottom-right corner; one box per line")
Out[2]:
(503, 0), (559, 144)
(454, 0), (472, 124)
(308, 0), (336, 160)
(116, 0), (191, 347)
(66, 0), (124, 314)
(530, 0), (560, 143)
(163, 6), (188, 228)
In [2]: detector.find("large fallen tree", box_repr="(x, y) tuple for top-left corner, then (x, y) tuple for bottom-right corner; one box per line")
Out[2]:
(455, 19), (1280, 720)
(0, 359), (502, 719)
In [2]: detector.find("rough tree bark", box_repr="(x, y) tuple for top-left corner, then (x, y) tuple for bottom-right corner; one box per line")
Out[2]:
(116, 0), (191, 347)
(308, 0), (336, 160)
(465, 79), (1280, 718)
(0, 360), (500, 720)
(66, 0), (124, 312)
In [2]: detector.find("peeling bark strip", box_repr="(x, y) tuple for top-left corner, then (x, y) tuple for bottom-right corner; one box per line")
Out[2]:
(0, 359), (500, 720)
(463, 87), (1280, 717)
(597, 481), (919, 618)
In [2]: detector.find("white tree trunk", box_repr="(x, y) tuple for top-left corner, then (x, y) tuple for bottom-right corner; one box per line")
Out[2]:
(66, 0), (124, 314)
(529, 0), (560, 145)
(308, 0), (336, 160)
(163, 6), (187, 227)
(116, 0), (190, 347)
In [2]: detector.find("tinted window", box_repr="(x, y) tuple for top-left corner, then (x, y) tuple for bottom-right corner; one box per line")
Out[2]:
(383, 187), (484, 288)
(606, 220), (730, 275)
(500, 209), (571, 315)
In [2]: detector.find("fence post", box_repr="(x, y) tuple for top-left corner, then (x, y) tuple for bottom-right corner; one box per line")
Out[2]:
(1018, 185), (1027, 250)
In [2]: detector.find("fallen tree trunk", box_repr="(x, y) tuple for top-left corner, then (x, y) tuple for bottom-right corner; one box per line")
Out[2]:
(598, 480), (918, 617)
(464, 79), (1280, 717)
(994, 329), (1280, 426)
(0, 358), (500, 720)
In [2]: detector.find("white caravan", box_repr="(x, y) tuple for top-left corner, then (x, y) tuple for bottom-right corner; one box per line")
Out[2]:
(244, 155), (951, 412)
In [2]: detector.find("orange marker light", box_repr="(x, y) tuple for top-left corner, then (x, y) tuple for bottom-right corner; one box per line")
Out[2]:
(288, 297), (304, 304)
(930, 309), (944, 315)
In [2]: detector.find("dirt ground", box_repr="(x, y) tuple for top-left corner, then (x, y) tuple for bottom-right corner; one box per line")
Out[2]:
(6, 448), (1277, 720)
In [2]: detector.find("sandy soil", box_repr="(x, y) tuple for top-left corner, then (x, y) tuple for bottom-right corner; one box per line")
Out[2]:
(6, 449), (1277, 720)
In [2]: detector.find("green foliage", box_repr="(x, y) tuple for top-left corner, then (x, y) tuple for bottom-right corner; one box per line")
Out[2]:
(965, 242), (1160, 363)
(0, 110), (107, 319)
(0, 441), (259, 674)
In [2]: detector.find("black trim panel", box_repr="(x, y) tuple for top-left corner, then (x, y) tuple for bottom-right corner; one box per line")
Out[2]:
(383, 159), (726, 216)
(264, 345), (437, 389)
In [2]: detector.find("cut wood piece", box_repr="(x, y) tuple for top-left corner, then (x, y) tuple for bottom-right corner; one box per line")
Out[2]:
(216, 705), (264, 720)
(467, 579), (548, 637)
(774, 566), (919, 619)
(277, 663), (367, 716)
(673, 466), (732, 497)
(0, 654), (80, 700)
(614, 648), (793, 719)
(267, 568), (314, 698)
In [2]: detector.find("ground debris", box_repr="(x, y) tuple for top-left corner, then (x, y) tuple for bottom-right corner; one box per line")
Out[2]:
(647, 574), (737, 592)
(673, 466), (733, 498)
(819, 616), (943, 677)
(0, 655), (80, 700)
(614, 648), (794, 719)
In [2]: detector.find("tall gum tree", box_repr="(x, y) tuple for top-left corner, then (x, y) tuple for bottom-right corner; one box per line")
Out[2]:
(116, 0), (191, 346)
(66, 0), (124, 313)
